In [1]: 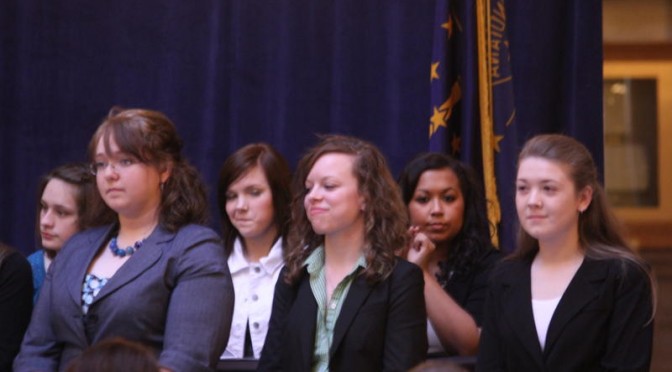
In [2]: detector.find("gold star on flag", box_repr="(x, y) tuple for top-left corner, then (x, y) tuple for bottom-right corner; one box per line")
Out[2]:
(442, 17), (453, 38)
(430, 62), (440, 81)
(429, 107), (447, 136)
(492, 134), (504, 152)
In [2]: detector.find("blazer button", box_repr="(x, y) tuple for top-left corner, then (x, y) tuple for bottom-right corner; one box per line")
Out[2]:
(251, 294), (258, 301)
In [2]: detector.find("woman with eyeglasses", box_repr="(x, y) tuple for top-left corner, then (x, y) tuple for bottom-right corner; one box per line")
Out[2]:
(15, 108), (234, 372)
(27, 163), (114, 303)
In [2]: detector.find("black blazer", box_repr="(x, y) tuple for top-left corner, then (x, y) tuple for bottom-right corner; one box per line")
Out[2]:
(477, 257), (653, 372)
(0, 246), (32, 372)
(258, 258), (427, 371)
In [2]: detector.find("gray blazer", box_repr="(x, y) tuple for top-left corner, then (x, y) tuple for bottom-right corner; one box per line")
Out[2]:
(14, 224), (234, 372)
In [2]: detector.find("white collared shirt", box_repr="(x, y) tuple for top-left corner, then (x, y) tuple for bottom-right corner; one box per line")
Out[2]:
(532, 296), (561, 350)
(221, 237), (284, 359)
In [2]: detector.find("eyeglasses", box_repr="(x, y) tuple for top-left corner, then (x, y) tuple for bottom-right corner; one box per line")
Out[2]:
(89, 158), (139, 175)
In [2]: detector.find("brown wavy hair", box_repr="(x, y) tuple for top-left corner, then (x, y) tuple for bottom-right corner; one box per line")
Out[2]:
(512, 134), (656, 317)
(34, 163), (115, 248)
(87, 107), (208, 232)
(217, 143), (292, 256)
(283, 134), (408, 284)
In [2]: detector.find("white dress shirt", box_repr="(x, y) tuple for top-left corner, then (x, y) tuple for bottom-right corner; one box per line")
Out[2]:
(221, 237), (284, 359)
(532, 296), (561, 350)
(426, 319), (443, 354)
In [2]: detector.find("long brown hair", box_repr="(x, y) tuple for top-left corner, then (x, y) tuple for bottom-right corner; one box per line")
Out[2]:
(88, 107), (208, 232)
(217, 143), (292, 256)
(283, 134), (408, 284)
(513, 134), (656, 316)
(35, 163), (115, 248)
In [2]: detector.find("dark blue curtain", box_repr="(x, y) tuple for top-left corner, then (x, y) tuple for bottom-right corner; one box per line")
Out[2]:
(501, 0), (603, 251)
(0, 0), (601, 256)
(429, 0), (602, 252)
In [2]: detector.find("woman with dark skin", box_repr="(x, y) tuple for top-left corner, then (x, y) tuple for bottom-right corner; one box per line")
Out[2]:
(398, 153), (500, 356)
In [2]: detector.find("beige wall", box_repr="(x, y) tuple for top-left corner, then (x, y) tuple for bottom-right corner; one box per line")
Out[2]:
(604, 0), (672, 42)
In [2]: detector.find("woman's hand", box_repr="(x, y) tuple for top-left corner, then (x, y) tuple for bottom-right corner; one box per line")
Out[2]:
(405, 226), (435, 272)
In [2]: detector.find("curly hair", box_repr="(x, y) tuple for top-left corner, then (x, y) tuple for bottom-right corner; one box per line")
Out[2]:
(283, 134), (408, 284)
(398, 152), (494, 279)
(217, 143), (292, 256)
(87, 107), (208, 232)
(35, 163), (115, 248)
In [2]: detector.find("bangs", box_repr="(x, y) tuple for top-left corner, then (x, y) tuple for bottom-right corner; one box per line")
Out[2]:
(92, 116), (151, 162)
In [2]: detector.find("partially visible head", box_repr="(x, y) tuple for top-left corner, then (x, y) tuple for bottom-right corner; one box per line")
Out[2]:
(409, 359), (468, 372)
(398, 153), (490, 248)
(285, 134), (407, 283)
(36, 163), (113, 251)
(88, 107), (208, 231)
(515, 134), (609, 256)
(217, 143), (291, 255)
(66, 337), (159, 372)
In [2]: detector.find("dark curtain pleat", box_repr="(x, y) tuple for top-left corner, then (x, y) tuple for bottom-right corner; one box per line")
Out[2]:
(0, 0), (601, 255)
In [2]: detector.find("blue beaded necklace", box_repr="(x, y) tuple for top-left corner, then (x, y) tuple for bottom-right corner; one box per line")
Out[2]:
(109, 236), (143, 257)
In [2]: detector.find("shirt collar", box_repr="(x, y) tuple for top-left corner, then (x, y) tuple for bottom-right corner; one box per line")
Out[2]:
(304, 245), (366, 275)
(228, 237), (285, 274)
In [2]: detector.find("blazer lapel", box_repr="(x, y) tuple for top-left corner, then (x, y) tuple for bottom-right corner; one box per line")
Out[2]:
(91, 227), (167, 304)
(67, 226), (116, 307)
(295, 276), (318, 370)
(501, 260), (545, 367)
(329, 275), (373, 358)
(543, 259), (607, 354)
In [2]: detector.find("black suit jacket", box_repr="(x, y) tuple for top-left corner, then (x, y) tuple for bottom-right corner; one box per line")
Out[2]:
(258, 258), (427, 371)
(477, 257), (653, 372)
(0, 246), (32, 372)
